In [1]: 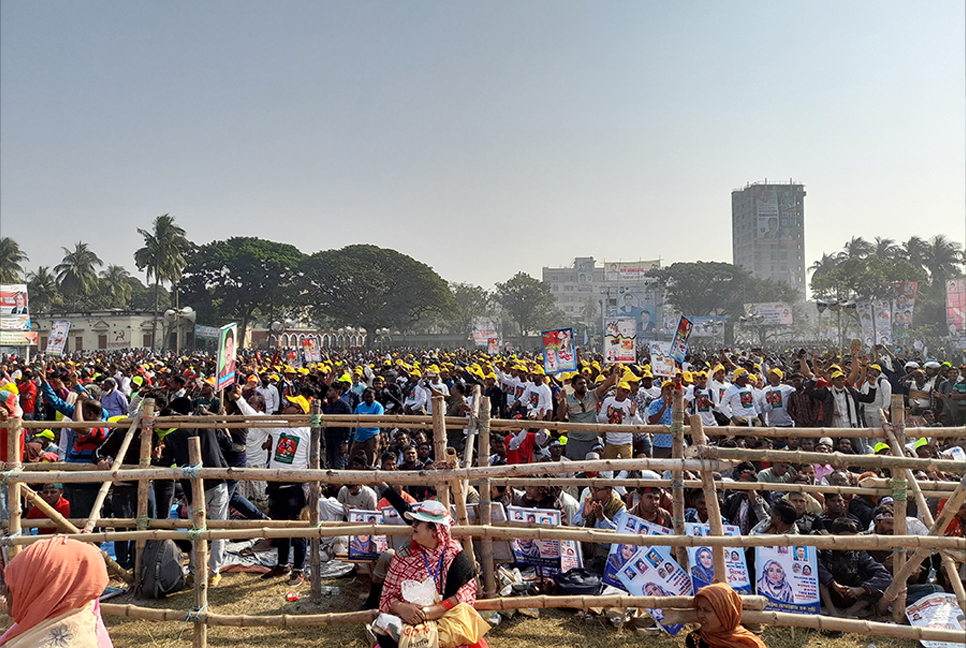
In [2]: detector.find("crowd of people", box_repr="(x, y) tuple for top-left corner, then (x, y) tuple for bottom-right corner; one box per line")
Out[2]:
(0, 341), (964, 643)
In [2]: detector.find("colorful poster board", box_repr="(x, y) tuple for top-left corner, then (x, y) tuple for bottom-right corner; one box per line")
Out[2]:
(905, 592), (966, 648)
(669, 316), (692, 364)
(603, 317), (636, 364)
(754, 545), (819, 614)
(347, 509), (388, 560)
(506, 506), (581, 574)
(754, 189), (781, 239)
(744, 302), (793, 325)
(541, 327), (576, 375)
(946, 279), (966, 335)
(603, 509), (672, 589)
(472, 317), (498, 345)
(45, 322), (71, 356)
(873, 299), (892, 346)
(685, 523), (751, 594)
(0, 284), (33, 345)
(616, 543), (692, 635)
(892, 282), (917, 333)
(301, 336), (321, 363)
(216, 323), (238, 391)
(648, 341), (676, 378)
(487, 338), (499, 355)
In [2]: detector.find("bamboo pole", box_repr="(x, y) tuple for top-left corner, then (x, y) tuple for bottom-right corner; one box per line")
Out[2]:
(96, 598), (966, 642)
(695, 445), (964, 473)
(19, 484), (134, 583)
(889, 395), (907, 622)
(82, 413), (142, 533)
(22, 414), (965, 438)
(308, 399), (322, 602)
(878, 475), (966, 612)
(134, 399), (155, 589)
(187, 436), (209, 648)
(690, 414), (727, 581)
(18, 517), (343, 529)
(477, 396), (496, 598)
(5, 522), (960, 551)
(670, 388), (687, 566)
(5, 417), (23, 560)
(447, 447), (476, 562)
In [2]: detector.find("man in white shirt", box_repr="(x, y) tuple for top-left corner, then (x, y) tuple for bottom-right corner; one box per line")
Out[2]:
(524, 368), (553, 420)
(760, 368), (796, 427)
(256, 373), (280, 415)
(685, 370), (719, 428)
(720, 368), (763, 426)
(597, 380), (639, 459)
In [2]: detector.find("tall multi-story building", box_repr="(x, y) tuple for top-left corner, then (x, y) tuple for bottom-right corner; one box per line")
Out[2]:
(732, 180), (806, 295)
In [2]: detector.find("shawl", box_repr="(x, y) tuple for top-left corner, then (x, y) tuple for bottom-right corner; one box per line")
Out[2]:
(694, 583), (766, 648)
(690, 547), (717, 583)
(756, 559), (795, 603)
(1, 536), (109, 645)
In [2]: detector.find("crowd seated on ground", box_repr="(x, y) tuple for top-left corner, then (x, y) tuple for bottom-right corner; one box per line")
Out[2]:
(0, 342), (963, 636)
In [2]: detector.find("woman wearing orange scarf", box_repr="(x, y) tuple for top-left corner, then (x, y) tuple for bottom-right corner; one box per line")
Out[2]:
(1, 536), (113, 647)
(686, 583), (766, 648)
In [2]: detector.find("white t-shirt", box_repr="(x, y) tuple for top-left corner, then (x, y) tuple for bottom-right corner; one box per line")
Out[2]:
(597, 396), (637, 446)
(760, 383), (796, 426)
(524, 382), (553, 418)
(685, 385), (719, 427)
(720, 384), (759, 422)
(267, 426), (312, 471)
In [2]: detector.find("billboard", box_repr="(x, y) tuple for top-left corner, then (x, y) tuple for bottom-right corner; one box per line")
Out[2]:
(216, 323), (238, 391)
(471, 317), (498, 345)
(541, 327), (576, 374)
(754, 189), (780, 239)
(744, 302), (793, 325)
(0, 284), (33, 346)
(45, 322), (71, 356)
(603, 317), (636, 364)
(892, 282), (917, 333)
(611, 287), (658, 334)
(687, 316), (725, 338)
(576, 258), (594, 292)
(602, 260), (660, 283)
(946, 279), (966, 335)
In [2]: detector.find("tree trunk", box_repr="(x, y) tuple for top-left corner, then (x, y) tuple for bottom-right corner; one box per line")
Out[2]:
(151, 277), (160, 351)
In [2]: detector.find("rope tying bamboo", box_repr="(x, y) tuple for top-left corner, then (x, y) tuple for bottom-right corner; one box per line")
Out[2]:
(135, 516), (151, 530)
(0, 530), (20, 546)
(0, 467), (21, 484)
(186, 605), (208, 623)
(310, 414), (323, 427)
(890, 477), (908, 501)
(186, 527), (207, 541)
(180, 463), (203, 479)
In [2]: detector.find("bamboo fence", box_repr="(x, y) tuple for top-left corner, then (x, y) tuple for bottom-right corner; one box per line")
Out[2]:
(1, 393), (964, 647)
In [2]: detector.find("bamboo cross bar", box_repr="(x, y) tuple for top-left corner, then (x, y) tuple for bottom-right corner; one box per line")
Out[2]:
(696, 445), (966, 473)
(739, 608), (966, 643)
(19, 484), (134, 583)
(82, 412), (142, 533)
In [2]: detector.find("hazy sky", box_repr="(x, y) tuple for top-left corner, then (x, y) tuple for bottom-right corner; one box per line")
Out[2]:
(2, 1), (964, 290)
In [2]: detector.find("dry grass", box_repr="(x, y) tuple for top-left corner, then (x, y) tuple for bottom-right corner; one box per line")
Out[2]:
(103, 571), (919, 648)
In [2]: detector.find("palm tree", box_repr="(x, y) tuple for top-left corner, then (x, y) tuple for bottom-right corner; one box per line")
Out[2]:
(98, 264), (135, 307)
(0, 237), (29, 283)
(134, 214), (194, 349)
(872, 236), (899, 260)
(900, 236), (928, 273)
(839, 236), (873, 260)
(920, 234), (963, 283)
(26, 266), (61, 311)
(55, 242), (103, 309)
(808, 253), (839, 279)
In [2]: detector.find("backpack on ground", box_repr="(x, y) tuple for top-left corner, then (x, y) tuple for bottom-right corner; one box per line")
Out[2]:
(139, 539), (186, 598)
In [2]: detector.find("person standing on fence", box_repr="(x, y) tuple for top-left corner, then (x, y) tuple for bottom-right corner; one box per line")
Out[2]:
(260, 393), (314, 587)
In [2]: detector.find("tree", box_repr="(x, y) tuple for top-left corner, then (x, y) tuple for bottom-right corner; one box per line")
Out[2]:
(134, 214), (194, 349)
(26, 266), (61, 311)
(872, 236), (899, 260)
(900, 236), (929, 273)
(493, 272), (564, 336)
(97, 265), (136, 307)
(180, 237), (306, 345)
(808, 253), (839, 281)
(445, 283), (493, 337)
(649, 262), (796, 318)
(920, 234), (963, 284)
(0, 238), (28, 283)
(55, 242), (103, 309)
(839, 236), (873, 260)
(810, 256), (926, 302)
(302, 245), (454, 345)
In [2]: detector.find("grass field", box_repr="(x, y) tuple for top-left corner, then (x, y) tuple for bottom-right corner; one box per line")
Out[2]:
(103, 570), (917, 648)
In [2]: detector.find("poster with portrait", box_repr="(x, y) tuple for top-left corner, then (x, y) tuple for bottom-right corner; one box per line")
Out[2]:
(464, 503), (514, 562)
(905, 592), (966, 648)
(603, 317), (637, 364)
(669, 316), (692, 364)
(216, 323), (238, 391)
(856, 302), (875, 350)
(744, 302), (793, 326)
(0, 284), (30, 332)
(576, 259), (594, 292)
(507, 506), (578, 574)
(301, 336), (321, 363)
(472, 317), (498, 346)
(754, 189), (780, 239)
(347, 509), (388, 561)
(616, 543), (692, 635)
(487, 338), (499, 355)
(602, 509), (673, 589)
(688, 317), (724, 339)
(946, 279), (966, 335)
(45, 322), (71, 357)
(541, 327), (576, 375)
(873, 299), (892, 346)
(754, 545), (819, 614)
(892, 282), (918, 333)
(685, 523), (751, 594)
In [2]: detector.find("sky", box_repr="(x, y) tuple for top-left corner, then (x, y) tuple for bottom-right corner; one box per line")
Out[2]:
(2, 1), (964, 291)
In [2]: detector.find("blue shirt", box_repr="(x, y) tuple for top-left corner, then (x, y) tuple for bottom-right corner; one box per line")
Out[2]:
(647, 397), (674, 448)
(353, 400), (384, 442)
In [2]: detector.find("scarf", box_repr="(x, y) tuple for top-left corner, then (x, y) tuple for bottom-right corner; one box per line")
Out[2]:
(756, 559), (795, 603)
(694, 583), (766, 648)
(1, 536), (110, 644)
(831, 386), (858, 428)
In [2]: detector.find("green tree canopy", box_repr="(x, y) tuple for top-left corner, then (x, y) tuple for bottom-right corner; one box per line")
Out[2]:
(134, 214), (194, 348)
(180, 237), (307, 345)
(493, 272), (564, 336)
(301, 245), (454, 344)
(25, 266), (61, 311)
(810, 257), (927, 302)
(0, 238), (29, 283)
(55, 242), (103, 309)
(649, 261), (798, 317)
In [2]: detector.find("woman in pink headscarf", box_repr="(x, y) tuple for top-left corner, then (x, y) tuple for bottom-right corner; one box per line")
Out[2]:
(1, 536), (113, 647)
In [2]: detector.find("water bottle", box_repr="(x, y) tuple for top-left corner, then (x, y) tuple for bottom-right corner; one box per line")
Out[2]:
(319, 586), (341, 596)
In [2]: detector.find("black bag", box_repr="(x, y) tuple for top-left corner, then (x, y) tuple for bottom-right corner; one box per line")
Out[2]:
(139, 539), (186, 598)
(553, 567), (603, 596)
